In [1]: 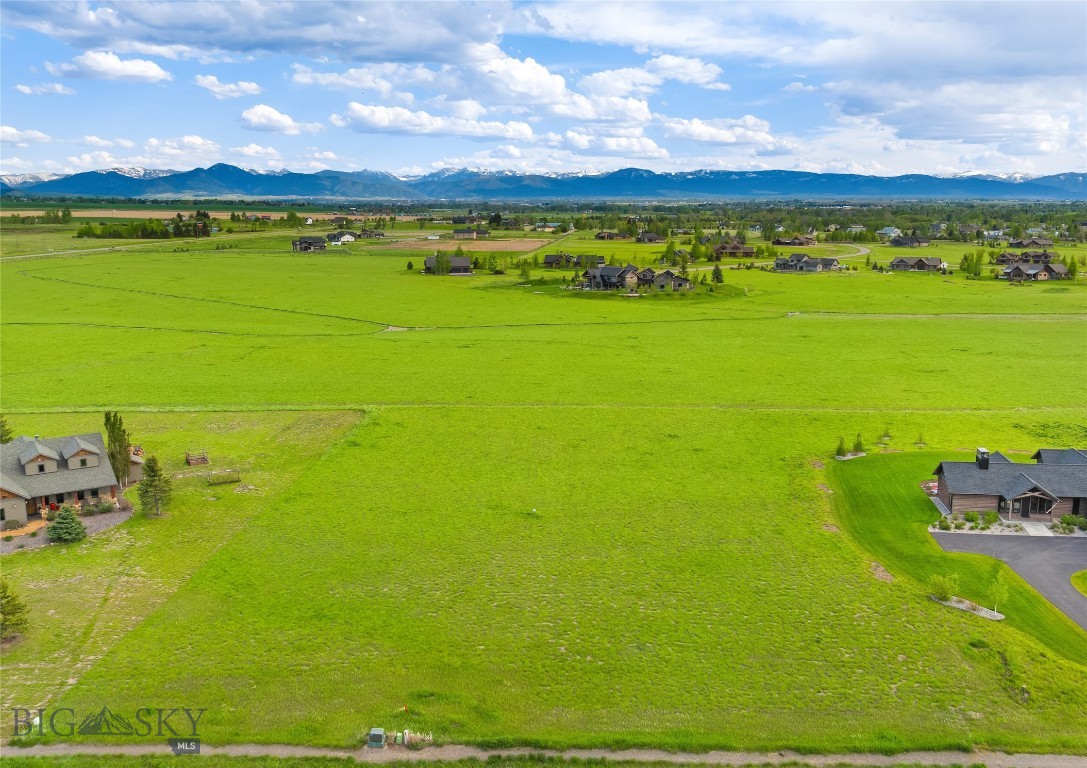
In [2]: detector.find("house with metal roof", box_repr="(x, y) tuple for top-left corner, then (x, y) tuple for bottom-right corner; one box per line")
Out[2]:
(933, 448), (1087, 522)
(1, 433), (120, 530)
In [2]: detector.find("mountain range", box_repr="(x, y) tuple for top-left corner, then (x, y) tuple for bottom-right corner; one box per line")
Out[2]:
(2, 164), (1084, 201)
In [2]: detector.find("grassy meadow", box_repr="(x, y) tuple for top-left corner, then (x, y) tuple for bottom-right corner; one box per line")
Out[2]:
(1, 218), (1086, 754)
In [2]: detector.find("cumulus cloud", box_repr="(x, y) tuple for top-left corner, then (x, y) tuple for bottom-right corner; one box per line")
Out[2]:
(194, 74), (262, 99)
(67, 150), (117, 168)
(241, 104), (321, 135)
(564, 129), (668, 158)
(141, 134), (220, 166)
(15, 82), (75, 95)
(332, 103), (534, 140)
(46, 50), (172, 82)
(784, 81), (817, 93)
(0, 126), (52, 145)
(231, 143), (281, 158)
(659, 115), (799, 153)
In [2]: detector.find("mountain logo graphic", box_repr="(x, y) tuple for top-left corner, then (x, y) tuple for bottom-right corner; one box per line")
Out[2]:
(77, 707), (136, 736)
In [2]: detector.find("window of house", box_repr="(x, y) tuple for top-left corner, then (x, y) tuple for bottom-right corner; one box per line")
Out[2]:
(38, 463), (45, 473)
(77, 491), (85, 501)
(1, 509), (5, 521)
(80, 458), (88, 467)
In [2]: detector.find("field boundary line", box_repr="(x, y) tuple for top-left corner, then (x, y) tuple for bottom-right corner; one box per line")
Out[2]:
(5, 744), (1087, 767)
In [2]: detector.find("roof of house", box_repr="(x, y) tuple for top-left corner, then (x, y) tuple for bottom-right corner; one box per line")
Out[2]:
(1031, 448), (1087, 464)
(1, 433), (119, 500)
(934, 452), (1087, 499)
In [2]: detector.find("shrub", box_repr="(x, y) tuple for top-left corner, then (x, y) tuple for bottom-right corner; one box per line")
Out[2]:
(835, 437), (847, 457)
(29, 531), (38, 538)
(964, 511), (979, 523)
(852, 433), (865, 453)
(47, 507), (87, 543)
(2, 536), (12, 542)
(983, 510), (1000, 526)
(406, 260), (414, 270)
(44, 507), (58, 522)
(1060, 514), (1087, 531)
(937, 518), (951, 531)
(930, 573), (959, 602)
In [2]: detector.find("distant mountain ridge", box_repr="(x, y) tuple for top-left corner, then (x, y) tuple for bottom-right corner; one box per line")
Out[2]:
(3, 164), (1084, 200)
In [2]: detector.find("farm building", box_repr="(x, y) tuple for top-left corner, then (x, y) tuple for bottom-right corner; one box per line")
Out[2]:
(933, 448), (1087, 522)
(292, 237), (327, 252)
(889, 256), (943, 271)
(0, 433), (120, 530)
(424, 255), (473, 274)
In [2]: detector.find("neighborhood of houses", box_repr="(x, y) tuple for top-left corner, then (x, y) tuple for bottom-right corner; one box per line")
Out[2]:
(934, 448), (1087, 523)
(0, 433), (143, 531)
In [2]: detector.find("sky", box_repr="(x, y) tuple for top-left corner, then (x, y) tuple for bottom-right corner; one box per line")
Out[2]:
(1, 1), (1085, 179)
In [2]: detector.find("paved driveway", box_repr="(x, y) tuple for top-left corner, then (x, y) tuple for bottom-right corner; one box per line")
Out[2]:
(932, 533), (1087, 631)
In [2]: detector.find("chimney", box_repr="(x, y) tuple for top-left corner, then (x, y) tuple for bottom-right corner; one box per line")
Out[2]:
(976, 447), (990, 470)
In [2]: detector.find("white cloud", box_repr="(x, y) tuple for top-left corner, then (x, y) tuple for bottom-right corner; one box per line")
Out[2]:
(46, 50), (172, 82)
(15, 82), (75, 95)
(564, 129), (668, 158)
(646, 55), (729, 90)
(659, 115), (799, 153)
(83, 136), (114, 147)
(194, 74), (262, 99)
(241, 104), (321, 135)
(784, 81), (816, 93)
(67, 150), (117, 168)
(0, 126), (52, 146)
(139, 134), (220, 167)
(231, 143), (281, 159)
(332, 103), (534, 140)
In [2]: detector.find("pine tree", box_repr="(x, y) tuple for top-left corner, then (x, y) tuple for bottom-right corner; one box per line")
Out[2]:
(47, 506), (87, 543)
(406, 261), (414, 271)
(711, 264), (724, 284)
(853, 433), (865, 453)
(835, 437), (847, 457)
(0, 580), (29, 640)
(0, 418), (13, 444)
(137, 456), (172, 516)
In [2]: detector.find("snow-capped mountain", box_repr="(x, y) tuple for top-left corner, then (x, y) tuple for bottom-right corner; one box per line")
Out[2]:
(95, 166), (179, 179)
(0, 172), (68, 187)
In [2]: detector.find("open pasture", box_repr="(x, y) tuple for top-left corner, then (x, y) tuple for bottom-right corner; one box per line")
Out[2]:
(1, 222), (1085, 754)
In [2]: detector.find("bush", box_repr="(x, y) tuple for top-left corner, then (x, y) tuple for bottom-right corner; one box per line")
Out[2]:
(983, 510), (1000, 526)
(1060, 514), (1087, 531)
(44, 507), (58, 521)
(964, 511), (979, 523)
(835, 437), (847, 457)
(937, 518), (952, 531)
(47, 507), (87, 543)
(930, 573), (959, 602)
(2, 536), (12, 542)
(953, 520), (966, 530)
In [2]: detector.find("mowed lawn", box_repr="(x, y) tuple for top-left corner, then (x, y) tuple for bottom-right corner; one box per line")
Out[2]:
(1, 231), (1086, 754)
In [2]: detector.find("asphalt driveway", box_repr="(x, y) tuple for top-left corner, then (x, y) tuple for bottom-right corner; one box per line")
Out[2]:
(932, 533), (1087, 631)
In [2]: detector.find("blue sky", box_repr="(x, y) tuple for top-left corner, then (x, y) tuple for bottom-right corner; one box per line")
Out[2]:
(1, 1), (1085, 178)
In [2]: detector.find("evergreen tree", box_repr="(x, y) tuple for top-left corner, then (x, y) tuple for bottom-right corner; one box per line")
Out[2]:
(835, 437), (847, 457)
(406, 261), (414, 271)
(104, 412), (130, 487)
(47, 506), (87, 543)
(0, 580), (29, 640)
(853, 433), (865, 453)
(519, 261), (532, 281)
(1069, 258), (1079, 279)
(711, 264), (724, 284)
(0, 418), (13, 444)
(137, 455), (173, 516)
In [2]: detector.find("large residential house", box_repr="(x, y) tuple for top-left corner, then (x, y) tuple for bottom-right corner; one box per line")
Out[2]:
(452, 228), (478, 240)
(1, 434), (120, 530)
(773, 253), (841, 272)
(713, 242), (756, 259)
(543, 253), (575, 268)
(933, 448), (1087, 522)
(424, 255), (473, 274)
(594, 231), (629, 240)
(636, 231), (664, 244)
(876, 226), (902, 240)
(772, 236), (816, 247)
(572, 255), (605, 268)
(889, 256), (944, 271)
(1002, 263), (1068, 281)
(327, 231), (357, 244)
(889, 236), (930, 248)
(1009, 237), (1054, 249)
(584, 264), (640, 291)
(651, 270), (693, 291)
(292, 237), (327, 252)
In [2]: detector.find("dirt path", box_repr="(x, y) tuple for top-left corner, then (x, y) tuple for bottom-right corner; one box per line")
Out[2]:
(6, 743), (1087, 767)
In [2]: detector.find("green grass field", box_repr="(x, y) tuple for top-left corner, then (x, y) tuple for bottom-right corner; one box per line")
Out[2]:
(1074, 572), (1087, 598)
(1, 220), (1085, 754)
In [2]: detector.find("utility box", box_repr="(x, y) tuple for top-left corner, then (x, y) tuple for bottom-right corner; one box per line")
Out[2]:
(367, 728), (386, 748)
